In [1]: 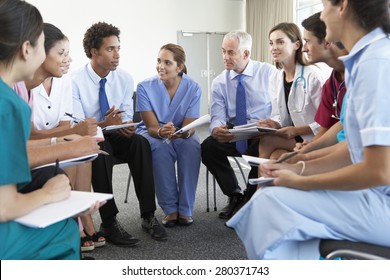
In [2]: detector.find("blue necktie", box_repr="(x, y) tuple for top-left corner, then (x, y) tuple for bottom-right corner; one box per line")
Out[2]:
(235, 74), (247, 154)
(99, 78), (109, 120)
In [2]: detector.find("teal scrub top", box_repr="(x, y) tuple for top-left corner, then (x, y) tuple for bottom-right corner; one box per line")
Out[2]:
(0, 79), (31, 188)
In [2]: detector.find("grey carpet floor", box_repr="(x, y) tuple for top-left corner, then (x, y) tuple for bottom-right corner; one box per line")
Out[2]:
(86, 124), (250, 260)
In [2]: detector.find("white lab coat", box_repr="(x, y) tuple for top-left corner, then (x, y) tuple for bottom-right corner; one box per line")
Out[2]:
(270, 64), (323, 141)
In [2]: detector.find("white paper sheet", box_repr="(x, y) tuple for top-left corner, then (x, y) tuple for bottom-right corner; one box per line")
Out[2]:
(173, 114), (211, 135)
(15, 191), (113, 228)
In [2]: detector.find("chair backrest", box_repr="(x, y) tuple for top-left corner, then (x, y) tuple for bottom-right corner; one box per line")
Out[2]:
(132, 91), (142, 123)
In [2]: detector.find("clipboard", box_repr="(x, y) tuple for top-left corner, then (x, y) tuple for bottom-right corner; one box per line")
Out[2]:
(102, 122), (140, 133)
(32, 154), (98, 170)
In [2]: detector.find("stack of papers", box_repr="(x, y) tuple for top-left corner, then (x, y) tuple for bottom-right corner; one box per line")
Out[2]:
(229, 123), (277, 142)
(15, 191), (113, 228)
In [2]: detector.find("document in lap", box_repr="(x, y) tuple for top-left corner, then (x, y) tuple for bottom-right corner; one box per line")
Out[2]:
(102, 122), (140, 133)
(15, 191), (113, 228)
(172, 114), (211, 135)
(229, 123), (276, 142)
(32, 154), (98, 170)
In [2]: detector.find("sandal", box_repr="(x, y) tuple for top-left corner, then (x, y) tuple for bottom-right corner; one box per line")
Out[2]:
(89, 231), (106, 248)
(80, 235), (94, 252)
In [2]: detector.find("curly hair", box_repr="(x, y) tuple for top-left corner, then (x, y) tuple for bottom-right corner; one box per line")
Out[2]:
(83, 22), (120, 59)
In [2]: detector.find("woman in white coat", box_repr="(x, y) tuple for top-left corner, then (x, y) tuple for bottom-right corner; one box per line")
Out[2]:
(258, 22), (323, 160)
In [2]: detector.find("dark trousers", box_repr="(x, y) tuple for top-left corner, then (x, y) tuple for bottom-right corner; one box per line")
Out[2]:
(19, 166), (66, 193)
(91, 133), (156, 224)
(201, 136), (259, 199)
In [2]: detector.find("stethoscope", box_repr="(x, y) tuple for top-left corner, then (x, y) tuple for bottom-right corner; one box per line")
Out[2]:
(290, 66), (307, 113)
(331, 71), (345, 120)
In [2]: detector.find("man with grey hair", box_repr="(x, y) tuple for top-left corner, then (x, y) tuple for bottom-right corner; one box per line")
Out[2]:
(201, 30), (275, 219)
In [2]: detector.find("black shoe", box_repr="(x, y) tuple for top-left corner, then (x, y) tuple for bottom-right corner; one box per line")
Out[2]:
(218, 195), (243, 219)
(161, 216), (178, 227)
(178, 216), (194, 226)
(100, 219), (140, 247)
(142, 217), (168, 242)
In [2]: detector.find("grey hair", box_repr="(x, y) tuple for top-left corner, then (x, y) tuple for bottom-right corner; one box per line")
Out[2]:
(224, 30), (252, 55)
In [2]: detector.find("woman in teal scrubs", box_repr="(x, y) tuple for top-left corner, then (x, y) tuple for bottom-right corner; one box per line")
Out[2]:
(0, 0), (79, 259)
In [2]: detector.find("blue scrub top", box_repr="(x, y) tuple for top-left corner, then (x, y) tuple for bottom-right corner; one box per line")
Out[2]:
(136, 73), (201, 132)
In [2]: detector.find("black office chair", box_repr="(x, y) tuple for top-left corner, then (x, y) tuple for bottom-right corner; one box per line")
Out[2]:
(320, 239), (390, 260)
(205, 157), (248, 212)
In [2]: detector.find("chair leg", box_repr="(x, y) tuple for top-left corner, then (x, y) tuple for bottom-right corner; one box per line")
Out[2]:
(233, 157), (247, 185)
(206, 168), (210, 212)
(124, 172), (132, 203)
(212, 175), (217, 211)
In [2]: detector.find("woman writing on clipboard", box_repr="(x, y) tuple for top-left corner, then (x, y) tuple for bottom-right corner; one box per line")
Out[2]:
(136, 44), (201, 227)
(258, 22), (323, 160)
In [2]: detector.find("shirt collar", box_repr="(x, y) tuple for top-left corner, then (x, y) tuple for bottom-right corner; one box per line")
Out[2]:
(339, 27), (388, 65)
(229, 59), (254, 80)
(86, 62), (113, 85)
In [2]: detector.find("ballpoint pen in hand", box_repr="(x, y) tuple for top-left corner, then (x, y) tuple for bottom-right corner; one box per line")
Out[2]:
(54, 159), (59, 175)
(275, 151), (299, 164)
(64, 112), (84, 123)
(158, 121), (180, 131)
(106, 110), (125, 117)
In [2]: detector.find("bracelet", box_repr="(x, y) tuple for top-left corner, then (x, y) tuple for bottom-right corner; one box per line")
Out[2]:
(297, 160), (306, 175)
(186, 131), (191, 139)
(50, 137), (57, 145)
(157, 127), (164, 139)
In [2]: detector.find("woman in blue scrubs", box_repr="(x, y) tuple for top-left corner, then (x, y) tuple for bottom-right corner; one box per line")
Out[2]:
(136, 44), (201, 227)
(227, 0), (390, 259)
(0, 0), (79, 259)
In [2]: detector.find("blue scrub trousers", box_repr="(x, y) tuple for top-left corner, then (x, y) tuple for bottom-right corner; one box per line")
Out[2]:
(140, 132), (201, 217)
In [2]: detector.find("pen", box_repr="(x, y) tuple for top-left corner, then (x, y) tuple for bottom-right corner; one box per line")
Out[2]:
(54, 158), (59, 175)
(275, 151), (299, 164)
(65, 112), (84, 123)
(159, 121), (180, 130)
(64, 138), (110, 156)
(226, 122), (234, 129)
(106, 110), (125, 117)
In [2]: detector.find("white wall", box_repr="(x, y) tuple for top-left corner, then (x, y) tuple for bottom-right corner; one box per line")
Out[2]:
(29, 0), (245, 85)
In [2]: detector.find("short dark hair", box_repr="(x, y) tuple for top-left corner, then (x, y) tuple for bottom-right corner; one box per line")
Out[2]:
(0, 0), (43, 65)
(160, 43), (187, 74)
(83, 22), (120, 59)
(302, 12), (326, 44)
(43, 23), (66, 54)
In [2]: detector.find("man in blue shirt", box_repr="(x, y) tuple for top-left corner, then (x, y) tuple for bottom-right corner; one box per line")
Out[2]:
(201, 31), (275, 219)
(72, 22), (167, 245)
